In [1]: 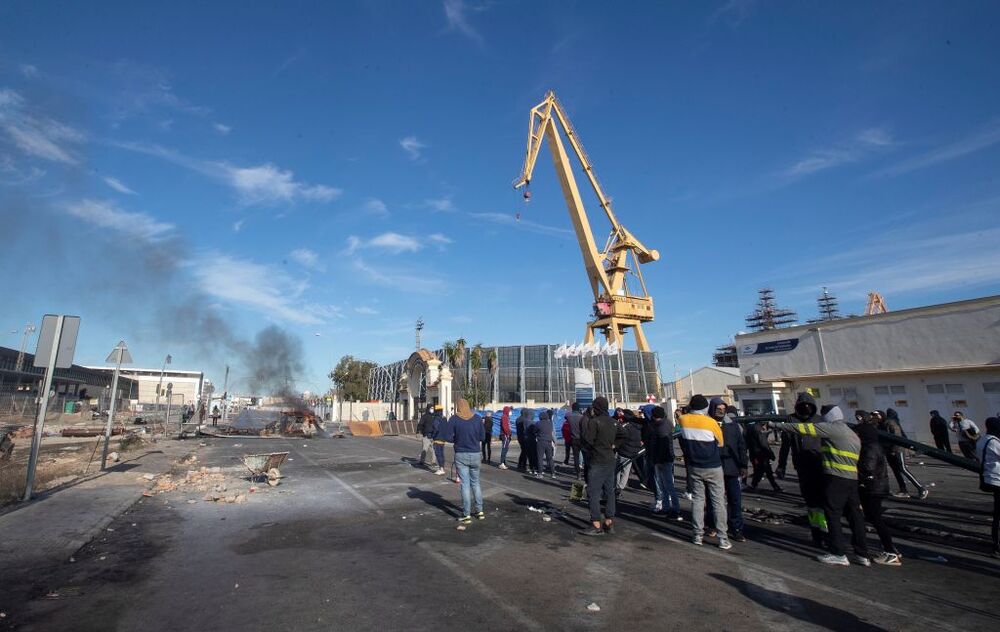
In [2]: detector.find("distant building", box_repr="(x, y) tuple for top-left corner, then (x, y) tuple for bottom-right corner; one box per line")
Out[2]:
(712, 344), (739, 368)
(0, 345), (136, 408)
(84, 366), (204, 407)
(663, 366), (740, 405)
(730, 295), (1000, 442)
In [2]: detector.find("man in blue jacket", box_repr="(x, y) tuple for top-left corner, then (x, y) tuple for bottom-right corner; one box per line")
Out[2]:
(706, 397), (748, 542)
(444, 398), (486, 524)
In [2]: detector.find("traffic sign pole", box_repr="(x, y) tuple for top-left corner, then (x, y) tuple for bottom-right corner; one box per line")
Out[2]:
(101, 351), (124, 470)
(23, 315), (64, 500)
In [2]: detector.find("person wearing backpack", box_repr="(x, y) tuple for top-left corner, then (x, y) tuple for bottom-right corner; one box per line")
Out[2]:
(976, 417), (1000, 558)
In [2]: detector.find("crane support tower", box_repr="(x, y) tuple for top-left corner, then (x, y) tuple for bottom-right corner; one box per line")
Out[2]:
(513, 91), (659, 352)
(865, 291), (889, 316)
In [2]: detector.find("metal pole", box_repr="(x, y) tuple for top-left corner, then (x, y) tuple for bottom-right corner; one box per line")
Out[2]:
(220, 364), (230, 426)
(101, 357), (123, 469)
(165, 390), (173, 436)
(155, 356), (167, 409)
(23, 315), (64, 501)
(618, 348), (628, 406)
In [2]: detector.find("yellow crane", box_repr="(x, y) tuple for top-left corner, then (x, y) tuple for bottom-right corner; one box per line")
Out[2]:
(865, 291), (888, 316)
(513, 91), (659, 351)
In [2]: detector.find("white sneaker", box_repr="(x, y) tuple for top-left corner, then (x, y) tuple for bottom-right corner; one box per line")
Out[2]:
(435, 468), (446, 475)
(683, 492), (694, 501)
(498, 463), (508, 470)
(816, 553), (850, 566)
(651, 500), (663, 513)
(718, 539), (733, 551)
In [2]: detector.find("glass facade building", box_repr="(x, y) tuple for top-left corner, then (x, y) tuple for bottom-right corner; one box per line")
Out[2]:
(368, 344), (662, 405)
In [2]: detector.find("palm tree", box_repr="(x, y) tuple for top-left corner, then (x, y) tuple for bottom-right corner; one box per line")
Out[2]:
(454, 338), (467, 370)
(487, 347), (498, 400)
(467, 344), (488, 408)
(442, 342), (457, 368)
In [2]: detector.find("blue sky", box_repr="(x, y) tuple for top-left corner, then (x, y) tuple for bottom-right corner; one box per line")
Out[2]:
(2, 1), (999, 394)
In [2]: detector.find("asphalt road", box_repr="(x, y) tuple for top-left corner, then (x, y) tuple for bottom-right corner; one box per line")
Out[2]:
(5, 434), (1000, 632)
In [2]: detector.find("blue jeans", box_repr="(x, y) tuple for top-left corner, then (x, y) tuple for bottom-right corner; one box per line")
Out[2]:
(454, 451), (483, 517)
(499, 435), (511, 465)
(654, 462), (680, 513)
(433, 443), (445, 468)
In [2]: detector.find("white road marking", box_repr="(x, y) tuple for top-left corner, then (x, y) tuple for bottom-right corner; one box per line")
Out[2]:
(417, 541), (545, 631)
(292, 448), (384, 515)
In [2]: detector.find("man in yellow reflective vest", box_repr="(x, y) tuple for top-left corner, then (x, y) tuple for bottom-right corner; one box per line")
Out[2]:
(768, 403), (871, 567)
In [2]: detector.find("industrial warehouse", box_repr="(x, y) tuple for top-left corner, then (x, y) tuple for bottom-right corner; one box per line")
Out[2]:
(730, 294), (1000, 442)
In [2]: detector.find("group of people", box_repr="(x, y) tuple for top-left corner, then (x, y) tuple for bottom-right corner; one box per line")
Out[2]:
(414, 393), (1000, 561)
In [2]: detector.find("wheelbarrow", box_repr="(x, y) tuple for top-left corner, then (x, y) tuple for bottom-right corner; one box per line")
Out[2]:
(236, 452), (289, 484)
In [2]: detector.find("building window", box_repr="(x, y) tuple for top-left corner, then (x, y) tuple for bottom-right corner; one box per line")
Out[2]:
(984, 382), (1000, 394)
(926, 384), (945, 394)
(890, 385), (906, 395)
(874, 386), (889, 395)
(945, 384), (965, 394)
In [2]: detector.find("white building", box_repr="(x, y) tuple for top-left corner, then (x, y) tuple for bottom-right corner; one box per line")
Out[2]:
(663, 366), (740, 404)
(84, 366), (204, 407)
(729, 295), (1000, 442)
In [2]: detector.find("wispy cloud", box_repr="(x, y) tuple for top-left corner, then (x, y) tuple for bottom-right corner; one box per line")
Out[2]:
(213, 123), (232, 135)
(777, 206), (1000, 301)
(107, 60), (210, 121)
(400, 136), (426, 160)
(194, 253), (331, 325)
(467, 211), (574, 238)
(19, 64), (38, 78)
(877, 118), (1000, 177)
(352, 257), (447, 294)
(111, 141), (342, 205)
(345, 231), (449, 255)
(355, 306), (379, 315)
(443, 0), (484, 45)
(0, 89), (85, 164)
(273, 48), (306, 78)
(62, 199), (173, 241)
(780, 128), (893, 178)
(103, 176), (136, 195)
(429, 233), (453, 249)
(423, 197), (455, 212)
(221, 163), (340, 205)
(363, 197), (389, 215)
(368, 232), (421, 253)
(710, 0), (758, 28)
(232, 219), (245, 232)
(289, 247), (324, 271)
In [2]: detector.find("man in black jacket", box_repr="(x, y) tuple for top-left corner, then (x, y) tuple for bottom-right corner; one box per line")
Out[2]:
(580, 396), (623, 536)
(707, 398), (748, 541)
(856, 411), (902, 566)
(416, 404), (437, 470)
(515, 409), (531, 471)
(881, 408), (928, 499)
(929, 410), (951, 453)
(649, 406), (681, 519)
(534, 410), (556, 478)
(615, 411), (644, 495)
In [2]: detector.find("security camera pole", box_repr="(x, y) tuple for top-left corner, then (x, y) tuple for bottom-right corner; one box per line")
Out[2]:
(101, 341), (132, 470)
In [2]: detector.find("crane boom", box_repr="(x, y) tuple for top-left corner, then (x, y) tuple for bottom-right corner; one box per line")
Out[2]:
(513, 91), (660, 352)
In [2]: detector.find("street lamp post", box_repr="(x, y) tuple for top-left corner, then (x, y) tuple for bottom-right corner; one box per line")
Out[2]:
(102, 341), (132, 469)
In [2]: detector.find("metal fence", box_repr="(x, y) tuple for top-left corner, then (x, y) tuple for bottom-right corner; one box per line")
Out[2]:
(368, 344), (662, 406)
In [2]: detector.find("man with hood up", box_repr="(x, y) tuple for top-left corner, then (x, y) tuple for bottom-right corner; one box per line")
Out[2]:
(856, 411), (902, 566)
(783, 392), (828, 549)
(881, 408), (928, 499)
(515, 408), (531, 471)
(416, 403), (437, 470)
(929, 410), (951, 454)
(498, 406), (513, 469)
(707, 397), (748, 542)
(442, 398), (486, 524)
(678, 394), (732, 550)
(769, 403), (870, 566)
(534, 410), (556, 478)
(579, 396), (623, 536)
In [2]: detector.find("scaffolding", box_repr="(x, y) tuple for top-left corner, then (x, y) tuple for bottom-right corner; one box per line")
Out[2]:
(745, 288), (797, 332)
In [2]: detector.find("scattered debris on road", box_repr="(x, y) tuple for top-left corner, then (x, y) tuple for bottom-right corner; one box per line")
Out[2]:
(587, 603), (601, 612)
